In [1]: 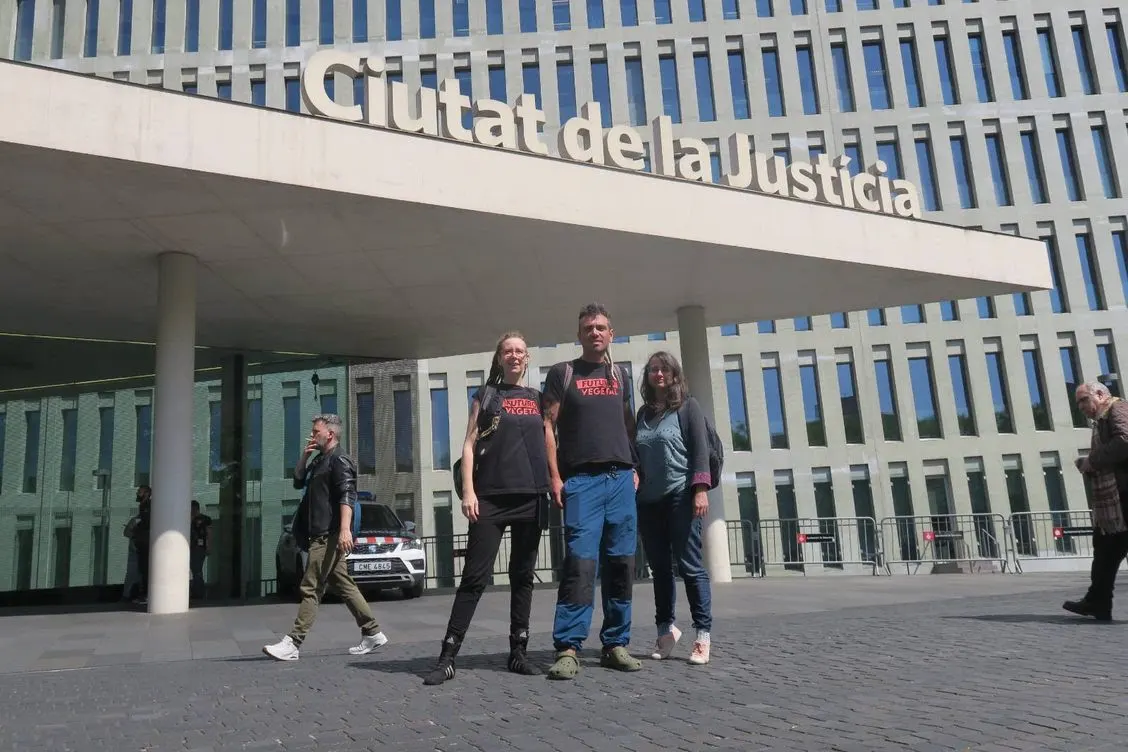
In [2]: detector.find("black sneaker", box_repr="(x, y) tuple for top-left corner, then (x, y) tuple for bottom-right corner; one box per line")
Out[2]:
(1063, 599), (1112, 622)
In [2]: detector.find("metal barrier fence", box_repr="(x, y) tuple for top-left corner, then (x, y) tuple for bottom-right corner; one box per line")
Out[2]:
(726, 519), (764, 577)
(757, 517), (881, 575)
(422, 525), (569, 590)
(879, 513), (1010, 575)
(1008, 510), (1096, 573)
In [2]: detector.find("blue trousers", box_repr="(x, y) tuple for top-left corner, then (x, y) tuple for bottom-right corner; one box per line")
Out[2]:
(552, 468), (637, 650)
(637, 490), (713, 632)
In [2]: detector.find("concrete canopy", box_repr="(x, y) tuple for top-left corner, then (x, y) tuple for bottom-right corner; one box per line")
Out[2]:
(0, 61), (1050, 360)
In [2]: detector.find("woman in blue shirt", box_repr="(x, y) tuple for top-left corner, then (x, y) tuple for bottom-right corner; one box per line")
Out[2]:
(634, 351), (713, 665)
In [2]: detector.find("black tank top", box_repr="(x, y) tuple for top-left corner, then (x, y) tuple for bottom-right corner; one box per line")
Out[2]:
(472, 384), (550, 498)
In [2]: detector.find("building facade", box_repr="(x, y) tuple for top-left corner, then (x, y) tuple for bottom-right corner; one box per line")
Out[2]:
(1, 0), (1126, 595)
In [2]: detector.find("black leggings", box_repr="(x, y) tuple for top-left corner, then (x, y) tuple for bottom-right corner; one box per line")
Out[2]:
(445, 510), (543, 640)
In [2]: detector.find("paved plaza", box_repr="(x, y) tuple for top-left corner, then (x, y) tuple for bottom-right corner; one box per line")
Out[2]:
(0, 573), (1124, 751)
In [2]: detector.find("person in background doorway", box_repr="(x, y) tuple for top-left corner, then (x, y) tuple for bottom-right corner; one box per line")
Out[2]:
(1064, 381), (1128, 622)
(423, 331), (548, 686)
(634, 352), (714, 665)
(189, 500), (212, 600)
(130, 486), (152, 606)
(263, 414), (387, 661)
(542, 303), (642, 680)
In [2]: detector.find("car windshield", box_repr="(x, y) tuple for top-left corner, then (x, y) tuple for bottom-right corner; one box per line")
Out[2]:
(358, 503), (404, 534)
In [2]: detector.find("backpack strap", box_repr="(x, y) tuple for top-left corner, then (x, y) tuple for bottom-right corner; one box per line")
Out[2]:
(561, 361), (574, 410)
(477, 384), (500, 439)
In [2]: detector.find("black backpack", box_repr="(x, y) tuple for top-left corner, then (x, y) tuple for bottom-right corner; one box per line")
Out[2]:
(452, 385), (502, 500)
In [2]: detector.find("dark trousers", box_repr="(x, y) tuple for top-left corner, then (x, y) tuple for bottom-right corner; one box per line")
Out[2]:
(446, 510), (543, 640)
(1086, 530), (1128, 608)
(190, 549), (207, 598)
(637, 491), (713, 632)
(135, 545), (150, 598)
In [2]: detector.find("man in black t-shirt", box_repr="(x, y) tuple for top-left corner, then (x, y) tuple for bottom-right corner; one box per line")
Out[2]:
(542, 303), (642, 680)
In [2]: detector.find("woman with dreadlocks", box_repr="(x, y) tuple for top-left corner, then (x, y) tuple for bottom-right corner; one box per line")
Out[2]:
(423, 331), (550, 685)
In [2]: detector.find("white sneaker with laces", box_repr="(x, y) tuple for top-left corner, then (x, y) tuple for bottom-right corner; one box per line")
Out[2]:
(689, 630), (711, 665)
(263, 635), (300, 662)
(349, 631), (389, 655)
(650, 624), (682, 660)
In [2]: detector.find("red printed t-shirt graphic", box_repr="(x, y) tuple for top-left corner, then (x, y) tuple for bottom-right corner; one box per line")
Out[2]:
(503, 397), (540, 415)
(574, 378), (621, 397)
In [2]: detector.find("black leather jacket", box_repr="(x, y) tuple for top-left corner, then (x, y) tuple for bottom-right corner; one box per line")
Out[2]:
(291, 446), (357, 549)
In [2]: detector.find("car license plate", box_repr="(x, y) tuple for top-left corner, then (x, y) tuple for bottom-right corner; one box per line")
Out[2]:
(354, 560), (393, 572)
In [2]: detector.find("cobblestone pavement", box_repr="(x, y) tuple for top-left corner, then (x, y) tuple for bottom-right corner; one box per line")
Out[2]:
(1, 576), (1125, 752)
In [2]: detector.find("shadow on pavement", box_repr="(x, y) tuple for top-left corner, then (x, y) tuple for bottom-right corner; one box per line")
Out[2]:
(941, 613), (1118, 625)
(351, 650), (559, 679)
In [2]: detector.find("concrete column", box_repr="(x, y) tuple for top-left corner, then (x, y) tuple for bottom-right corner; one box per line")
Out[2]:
(149, 252), (197, 615)
(676, 305), (732, 584)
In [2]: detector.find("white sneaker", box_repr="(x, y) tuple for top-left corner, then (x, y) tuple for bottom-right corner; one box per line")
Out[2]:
(263, 635), (300, 662)
(349, 631), (388, 655)
(689, 630), (711, 665)
(650, 624), (682, 660)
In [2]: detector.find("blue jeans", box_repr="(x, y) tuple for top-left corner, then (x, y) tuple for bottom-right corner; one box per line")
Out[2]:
(552, 468), (637, 651)
(637, 490), (712, 632)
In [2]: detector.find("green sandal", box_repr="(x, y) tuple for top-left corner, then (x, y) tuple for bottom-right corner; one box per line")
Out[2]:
(546, 649), (580, 680)
(600, 646), (642, 672)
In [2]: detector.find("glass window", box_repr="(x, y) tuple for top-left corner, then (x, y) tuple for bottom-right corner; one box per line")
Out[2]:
(1109, 22), (1128, 93)
(393, 378), (413, 473)
(217, 82), (232, 100)
(455, 68), (473, 131)
(551, 0), (571, 28)
(453, 0), (470, 36)
(867, 308), (885, 326)
(762, 365), (788, 449)
(877, 139), (902, 179)
(757, 0), (773, 17)
(1023, 348), (1052, 431)
(151, 0), (166, 54)
(84, 0), (100, 57)
(557, 62), (577, 122)
(899, 38), (923, 107)
(1020, 130), (1048, 204)
(901, 305), (923, 324)
(1056, 126), (1084, 202)
(482, 0), (501, 33)
(940, 301), (958, 321)
(794, 316), (812, 331)
(655, 0), (672, 23)
(218, 0), (233, 50)
(648, 332), (667, 341)
(984, 133), (1012, 206)
(587, 0), (605, 27)
(722, 0), (740, 19)
(799, 363), (826, 446)
(934, 35), (958, 105)
(763, 49), (785, 117)
(1014, 293), (1032, 316)
(357, 392), (375, 474)
(1060, 345), (1088, 428)
(836, 362), (864, 444)
(621, 0), (639, 26)
(421, 0), (437, 38)
(489, 65), (507, 104)
(318, 0), (334, 44)
(386, 0), (402, 41)
(659, 55), (682, 122)
(1076, 232), (1105, 311)
(1091, 125), (1120, 199)
(830, 312), (848, 329)
(720, 324), (739, 336)
(977, 297), (995, 319)
(1098, 343), (1120, 391)
(252, 0), (267, 48)
(908, 356), (942, 439)
(689, 0), (706, 22)
(830, 43), (855, 112)
(58, 408), (77, 492)
(726, 365), (752, 451)
(247, 396), (262, 482)
(1001, 30), (1028, 100)
(134, 402), (152, 486)
(209, 400), (223, 483)
(285, 0), (300, 46)
(14, 0), (37, 60)
(116, 0), (133, 56)
(522, 62), (542, 108)
(625, 59), (648, 126)
(727, 51), (750, 119)
(862, 41), (891, 110)
(948, 354), (977, 436)
(586, 60), (611, 127)
(251, 80), (266, 106)
(757, 320), (776, 334)
(968, 33), (993, 102)
(694, 52), (717, 122)
(1044, 235), (1068, 313)
(1115, 230), (1128, 307)
(874, 360), (902, 441)
(914, 137), (941, 212)
(796, 46), (820, 114)
(351, 0), (368, 41)
(950, 135), (977, 209)
(97, 406), (114, 486)
(1037, 28), (1062, 97)
(431, 386), (450, 470)
(1072, 25), (1097, 95)
(22, 409), (41, 493)
(285, 78), (300, 112)
(826, 0), (841, 10)
(282, 390), (299, 476)
(985, 351), (1014, 433)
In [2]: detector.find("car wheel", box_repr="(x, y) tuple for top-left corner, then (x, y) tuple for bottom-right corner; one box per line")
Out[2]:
(403, 581), (424, 599)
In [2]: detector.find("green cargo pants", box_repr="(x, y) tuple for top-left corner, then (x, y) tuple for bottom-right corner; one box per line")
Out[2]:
(288, 534), (379, 646)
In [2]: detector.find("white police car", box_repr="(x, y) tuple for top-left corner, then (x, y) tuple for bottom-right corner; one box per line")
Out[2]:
(275, 495), (426, 599)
